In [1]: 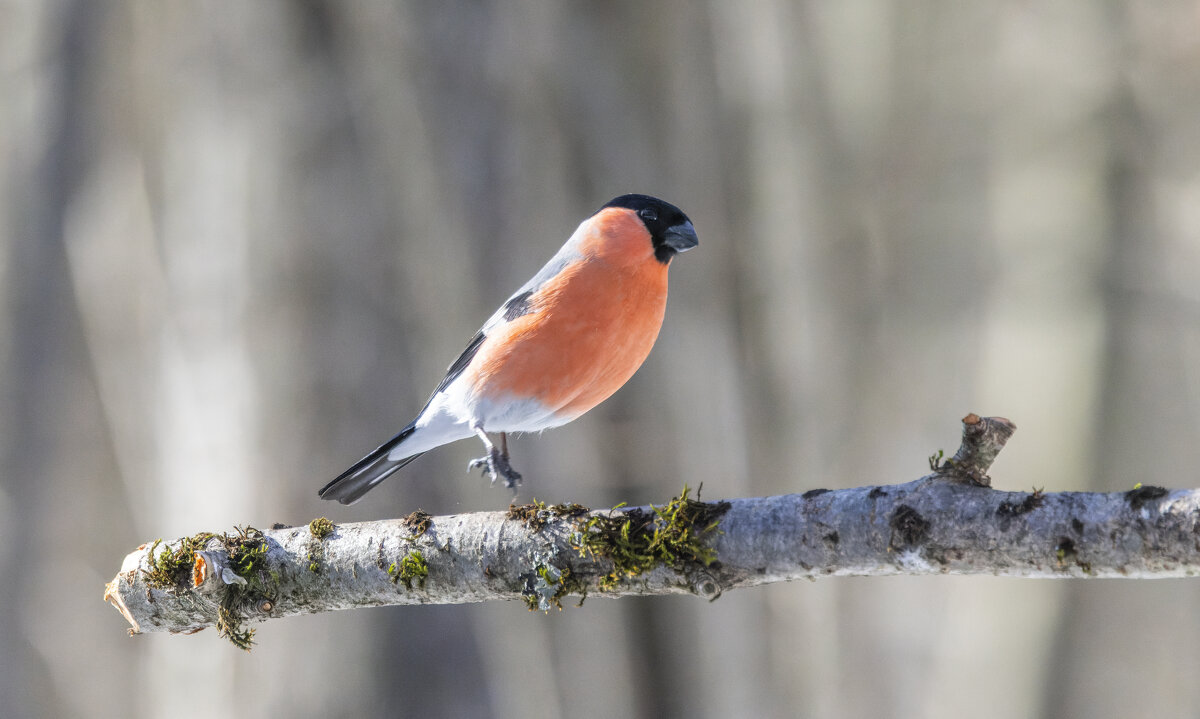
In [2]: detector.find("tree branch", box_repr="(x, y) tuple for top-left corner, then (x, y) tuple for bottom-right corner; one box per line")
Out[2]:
(104, 415), (1200, 648)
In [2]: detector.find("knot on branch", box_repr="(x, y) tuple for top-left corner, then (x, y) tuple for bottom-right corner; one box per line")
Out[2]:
(935, 414), (1016, 487)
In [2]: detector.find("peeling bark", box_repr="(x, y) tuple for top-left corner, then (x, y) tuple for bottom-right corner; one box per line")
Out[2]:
(104, 416), (1200, 645)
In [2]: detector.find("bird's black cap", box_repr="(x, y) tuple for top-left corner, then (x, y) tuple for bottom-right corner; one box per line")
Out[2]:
(600, 194), (698, 263)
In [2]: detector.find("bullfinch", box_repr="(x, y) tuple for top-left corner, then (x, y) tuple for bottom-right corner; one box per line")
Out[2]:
(319, 194), (698, 504)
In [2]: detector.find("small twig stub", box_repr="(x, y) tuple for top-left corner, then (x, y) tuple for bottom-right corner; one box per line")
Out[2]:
(937, 414), (1017, 486)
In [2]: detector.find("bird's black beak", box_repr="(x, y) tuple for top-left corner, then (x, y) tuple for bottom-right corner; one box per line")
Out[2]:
(662, 220), (698, 254)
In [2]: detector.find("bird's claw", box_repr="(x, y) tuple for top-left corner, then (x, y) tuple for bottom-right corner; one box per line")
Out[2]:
(467, 450), (523, 490)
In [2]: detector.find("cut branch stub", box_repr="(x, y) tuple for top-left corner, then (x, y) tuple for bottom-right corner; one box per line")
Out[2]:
(938, 413), (1016, 487)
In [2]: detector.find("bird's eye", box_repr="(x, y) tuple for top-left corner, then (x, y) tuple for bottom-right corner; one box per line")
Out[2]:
(639, 207), (659, 222)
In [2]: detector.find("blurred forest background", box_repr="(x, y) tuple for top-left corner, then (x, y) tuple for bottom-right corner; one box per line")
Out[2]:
(4, 1), (1200, 718)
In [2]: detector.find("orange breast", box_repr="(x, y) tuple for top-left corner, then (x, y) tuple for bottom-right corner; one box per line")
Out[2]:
(468, 211), (670, 420)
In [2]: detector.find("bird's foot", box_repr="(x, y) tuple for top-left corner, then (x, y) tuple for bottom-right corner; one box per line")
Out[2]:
(467, 449), (523, 490)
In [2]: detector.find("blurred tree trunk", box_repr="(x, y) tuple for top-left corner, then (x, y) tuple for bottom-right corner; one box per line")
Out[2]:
(1, 3), (130, 717)
(1044, 6), (1200, 717)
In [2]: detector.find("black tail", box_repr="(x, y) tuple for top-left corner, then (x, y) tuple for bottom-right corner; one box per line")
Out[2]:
(319, 425), (424, 505)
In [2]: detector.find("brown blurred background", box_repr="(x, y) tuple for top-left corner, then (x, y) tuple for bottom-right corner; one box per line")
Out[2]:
(4, 1), (1200, 717)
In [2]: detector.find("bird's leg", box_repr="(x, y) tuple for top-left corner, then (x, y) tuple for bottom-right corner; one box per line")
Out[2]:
(467, 424), (522, 490)
(466, 426), (495, 476)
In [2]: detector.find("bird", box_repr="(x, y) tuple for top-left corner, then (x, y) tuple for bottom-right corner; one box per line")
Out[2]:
(319, 194), (698, 505)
